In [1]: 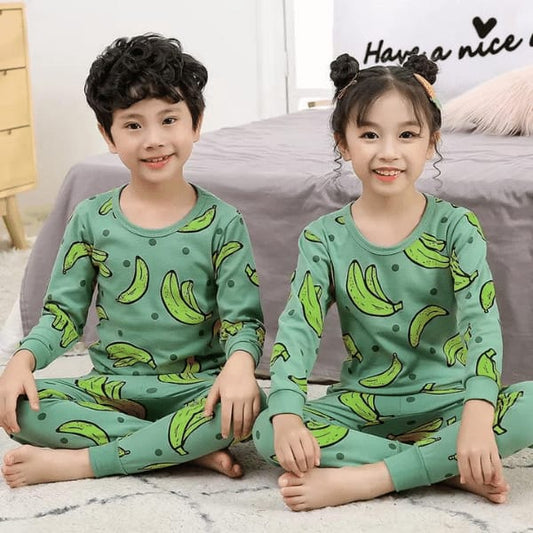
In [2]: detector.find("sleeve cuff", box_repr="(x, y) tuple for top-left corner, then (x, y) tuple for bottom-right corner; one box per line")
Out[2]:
(267, 389), (305, 419)
(464, 375), (500, 407)
(17, 338), (52, 370)
(226, 340), (262, 367)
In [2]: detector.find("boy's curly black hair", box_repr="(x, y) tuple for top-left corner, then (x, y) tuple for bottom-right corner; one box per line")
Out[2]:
(85, 33), (208, 140)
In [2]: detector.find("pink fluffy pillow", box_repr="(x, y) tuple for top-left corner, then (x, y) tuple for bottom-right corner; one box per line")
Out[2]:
(442, 66), (533, 136)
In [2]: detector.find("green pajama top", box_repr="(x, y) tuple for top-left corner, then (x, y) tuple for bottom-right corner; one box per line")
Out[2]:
(268, 195), (502, 419)
(20, 185), (265, 374)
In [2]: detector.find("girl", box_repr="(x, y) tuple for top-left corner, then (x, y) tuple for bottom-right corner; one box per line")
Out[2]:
(253, 53), (533, 511)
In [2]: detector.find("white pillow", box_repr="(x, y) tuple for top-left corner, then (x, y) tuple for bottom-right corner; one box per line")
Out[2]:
(442, 66), (533, 136)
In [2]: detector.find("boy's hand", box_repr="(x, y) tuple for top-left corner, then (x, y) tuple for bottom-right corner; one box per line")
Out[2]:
(204, 350), (261, 440)
(0, 349), (39, 434)
(457, 399), (503, 488)
(272, 413), (321, 476)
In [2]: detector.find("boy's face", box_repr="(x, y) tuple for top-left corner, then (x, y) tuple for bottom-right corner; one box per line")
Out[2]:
(100, 98), (201, 185)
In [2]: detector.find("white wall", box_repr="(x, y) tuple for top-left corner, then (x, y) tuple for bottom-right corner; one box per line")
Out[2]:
(5, 0), (287, 208)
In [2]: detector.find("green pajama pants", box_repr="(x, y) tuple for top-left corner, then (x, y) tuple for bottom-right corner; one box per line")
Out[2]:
(12, 371), (267, 478)
(253, 382), (533, 491)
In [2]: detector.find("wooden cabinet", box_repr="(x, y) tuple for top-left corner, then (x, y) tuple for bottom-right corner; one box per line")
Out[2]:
(0, 3), (36, 248)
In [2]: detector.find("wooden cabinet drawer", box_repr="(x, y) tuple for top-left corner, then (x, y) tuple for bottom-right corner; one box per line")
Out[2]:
(0, 127), (36, 191)
(0, 68), (30, 130)
(0, 8), (25, 70)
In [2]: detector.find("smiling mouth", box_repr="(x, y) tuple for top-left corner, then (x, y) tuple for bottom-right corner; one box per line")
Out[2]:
(142, 155), (171, 163)
(374, 169), (402, 182)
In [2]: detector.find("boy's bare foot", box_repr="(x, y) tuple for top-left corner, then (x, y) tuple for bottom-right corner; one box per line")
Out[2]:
(2, 445), (93, 488)
(192, 449), (243, 478)
(444, 475), (510, 504)
(278, 462), (394, 511)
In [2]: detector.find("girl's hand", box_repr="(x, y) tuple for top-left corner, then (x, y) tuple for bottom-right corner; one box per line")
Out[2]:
(204, 351), (261, 441)
(272, 413), (321, 476)
(0, 350), (39, 434)
(456, 399), (503, 487)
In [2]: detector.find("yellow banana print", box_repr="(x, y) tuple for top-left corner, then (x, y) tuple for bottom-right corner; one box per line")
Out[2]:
(158, 358), (206, 385)
(219, 320), (244, 341)
(289, 375), (308, 393)
(480, 280), (495, 313)
(75, 401), (115, 411)
(298, 271), (324, 337)
(98, 197), (113, 216)
(404, 238), (449, 269)
(245, 264), (259, 286)
(139, 462), (177, 471)
(493, 390), (523, 435)
(213, 241), (243, 272)
(421, 383), (464, 394)
(338, 392), (382, 425)
(450, 249), (478, 292)
(106, 342), (156, 369)
(303, 405), (334, 421)
(335, 216), (345, 225)
(475, 348), (501, 386)
(304, 229), (322, 243)
(161, 271), (212, 325)
(76, 376), (147, 418)
(256, 325), (265, 347)
(346, 261), (403, 317)
(38, 389), (72, 400)
(116, 256), (149, 304)
(420, 233), (446, 252)
(169, 398), (211, 455)
(178, 205), (216, 232)
(342, 333), (363, 362)
(359, 352), (403, 388)
(408, 305), (449, 348)
(63, 242), (92, 273)
(96, 305), (109, 321)
(56, 420), (110, 445)
(44, 302), (79, 348)
(466, 211), (485, 240)
(443, 332), (466, 366)
(271, 343), (291, 365)
(388, 417), (443, 444)
(304, 419), (349, 448)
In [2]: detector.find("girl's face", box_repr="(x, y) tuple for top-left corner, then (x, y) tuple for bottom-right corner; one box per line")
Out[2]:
(338, 89), (436, 199)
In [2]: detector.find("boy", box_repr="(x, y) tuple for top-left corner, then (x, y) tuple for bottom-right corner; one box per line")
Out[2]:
(0, 34), (265, 487)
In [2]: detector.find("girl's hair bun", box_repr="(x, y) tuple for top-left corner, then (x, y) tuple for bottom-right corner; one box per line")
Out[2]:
(330, 53), (360, 91)
(403, 54), (438, 84)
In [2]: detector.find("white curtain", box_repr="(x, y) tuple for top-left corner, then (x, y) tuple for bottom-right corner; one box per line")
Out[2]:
(333, 0), (533, 102)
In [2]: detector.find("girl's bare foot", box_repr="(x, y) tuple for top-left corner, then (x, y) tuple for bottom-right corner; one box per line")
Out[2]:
(444, 475), (510, 504)
(278, 462), (394, 511)
(2, 445), (93, 488)
(192, 449), (243, 478)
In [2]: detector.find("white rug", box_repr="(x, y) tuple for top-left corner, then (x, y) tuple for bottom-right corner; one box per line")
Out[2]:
(1, 242), (532, 532)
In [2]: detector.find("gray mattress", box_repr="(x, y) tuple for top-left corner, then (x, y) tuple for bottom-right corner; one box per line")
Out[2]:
(21, 109), (533, 383)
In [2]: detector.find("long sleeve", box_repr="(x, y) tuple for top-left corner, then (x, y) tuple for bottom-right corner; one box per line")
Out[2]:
(449, 211), (502, 407)
(268, 226), (334, 418)
(214, 213), (265, 366)
(19, 208), (97, 369)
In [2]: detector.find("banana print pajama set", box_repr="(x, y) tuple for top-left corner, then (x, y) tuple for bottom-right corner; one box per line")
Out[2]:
(12, 185), (266, 477)
(254, 195), (533, 491)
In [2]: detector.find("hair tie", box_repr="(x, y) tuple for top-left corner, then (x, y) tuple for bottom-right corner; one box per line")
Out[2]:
(413, 73), (441, 110)
(337, 73), (359, 100)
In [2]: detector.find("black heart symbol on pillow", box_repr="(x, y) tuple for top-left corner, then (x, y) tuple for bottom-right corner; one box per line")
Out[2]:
(472, 17), (497, 38)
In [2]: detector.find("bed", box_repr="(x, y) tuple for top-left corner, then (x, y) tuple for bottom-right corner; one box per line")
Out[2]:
(19, 108), (533, 383)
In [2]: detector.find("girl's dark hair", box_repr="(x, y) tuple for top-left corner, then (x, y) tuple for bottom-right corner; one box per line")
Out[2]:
(330, 53), (441, 164)
(85, 33), (208, 140)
